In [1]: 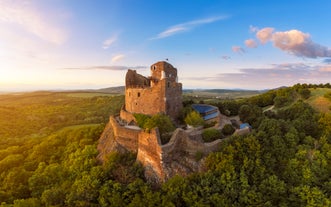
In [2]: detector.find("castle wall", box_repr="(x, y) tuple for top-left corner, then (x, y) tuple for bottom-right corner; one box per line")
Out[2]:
(124, 61), (182, 121)
(109, 116), (140, 153)
(120, 106), (136, 124)
(125, 84), (166, 116)
(165, 80), (182, 119)
(136, 129), (165, 182)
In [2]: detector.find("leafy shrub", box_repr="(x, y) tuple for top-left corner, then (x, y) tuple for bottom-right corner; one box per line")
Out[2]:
(202, 128), (221, 142)
(221, 124), (235, 136)
(185, 111), (204, 127)
(133, 113), (151, 128)
(298, 88), (311, 99)
(136, 114), (175, 144)
(203, 121), (217, 128)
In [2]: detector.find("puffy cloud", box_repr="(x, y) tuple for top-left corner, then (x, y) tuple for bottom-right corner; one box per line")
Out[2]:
(272, 30), (331, 58)
(245, 39), (258, 48)
(252, 27), (331, 58)
(152, 16), (228, 39)
(111, 54), (125, 63)
(103, 35), (117, 49)
(256, 27), (274, 44)
(232, 46), (245, 54)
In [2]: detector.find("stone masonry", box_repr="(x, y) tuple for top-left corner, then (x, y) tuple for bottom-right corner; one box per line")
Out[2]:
(97, 61), (223, 183)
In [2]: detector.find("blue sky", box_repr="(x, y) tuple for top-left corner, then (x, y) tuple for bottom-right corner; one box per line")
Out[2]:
(1, 0), (331, 91)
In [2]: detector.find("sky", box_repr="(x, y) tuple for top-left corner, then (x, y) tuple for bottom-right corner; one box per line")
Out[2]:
(1, 0), (331, 91)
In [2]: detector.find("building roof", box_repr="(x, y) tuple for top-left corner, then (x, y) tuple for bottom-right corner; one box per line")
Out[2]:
(240, 123), (252, 129)
(191, 104), (218, 114)
(191, 104), (219, 121)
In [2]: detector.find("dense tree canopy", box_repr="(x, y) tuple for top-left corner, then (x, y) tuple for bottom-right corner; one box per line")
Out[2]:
(1, 85), (331, 206)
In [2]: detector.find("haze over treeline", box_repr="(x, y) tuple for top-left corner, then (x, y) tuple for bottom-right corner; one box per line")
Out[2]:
(0, 83), (331, 206)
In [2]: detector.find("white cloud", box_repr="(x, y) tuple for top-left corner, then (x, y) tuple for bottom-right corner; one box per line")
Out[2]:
(152, 16), (228, 39)
(111, 54), (125, 63)
(103, 35), (117, 49)
(0, 0), (67, 45)
(245, 39), (258, 48)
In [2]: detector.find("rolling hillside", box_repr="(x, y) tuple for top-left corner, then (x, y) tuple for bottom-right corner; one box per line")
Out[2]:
(306, 88), (331, 113)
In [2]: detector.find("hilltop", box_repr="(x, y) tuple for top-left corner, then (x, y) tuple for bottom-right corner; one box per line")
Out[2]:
(0, 83), (331, 206)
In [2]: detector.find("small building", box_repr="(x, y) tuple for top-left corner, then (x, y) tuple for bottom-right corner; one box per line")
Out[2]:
(234, 123), (252, 136)
(191, 104), (220, 124)
(240, 123), (252, 129)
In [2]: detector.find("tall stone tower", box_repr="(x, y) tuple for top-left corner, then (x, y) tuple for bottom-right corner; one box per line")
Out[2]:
(124, 61), (182, 120)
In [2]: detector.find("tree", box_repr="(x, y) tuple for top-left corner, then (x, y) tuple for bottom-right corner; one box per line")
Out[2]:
(144, 114), (175, 142)
(298, 88), (311, 99)
(202, 128), (222, 142)
(222, 124), (235, 136)
(184, 111), (204, 127)
(238, 104), (263, 127)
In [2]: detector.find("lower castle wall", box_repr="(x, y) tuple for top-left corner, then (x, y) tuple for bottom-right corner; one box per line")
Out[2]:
(120, 107), (136, 124)
(109, 116), (140, 153)
(162, 129), (222, 156)
(136, 129), (165, 182)
(100, 116), (223, 183)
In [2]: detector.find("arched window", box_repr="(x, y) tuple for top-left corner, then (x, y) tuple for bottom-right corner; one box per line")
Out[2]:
(137, 92), (140, 97)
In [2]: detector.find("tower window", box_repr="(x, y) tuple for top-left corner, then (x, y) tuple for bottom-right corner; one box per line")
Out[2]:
(137, 92), (140, 97)
(168, 82), (170, 88)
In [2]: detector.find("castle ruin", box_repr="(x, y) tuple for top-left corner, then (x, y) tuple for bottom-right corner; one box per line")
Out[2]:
(97, 61), (223, 183)
(123, 61), (182, 123)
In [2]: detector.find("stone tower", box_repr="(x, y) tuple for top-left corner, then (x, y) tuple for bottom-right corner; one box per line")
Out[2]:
(124, 61), (182, 120)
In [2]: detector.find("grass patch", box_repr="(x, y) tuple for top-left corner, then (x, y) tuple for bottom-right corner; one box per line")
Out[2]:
(306, 88), (331, 113)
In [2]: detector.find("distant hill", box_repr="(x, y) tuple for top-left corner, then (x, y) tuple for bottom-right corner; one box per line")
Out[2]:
(183, 88), (262, 99)
(91, 86), (125, 94)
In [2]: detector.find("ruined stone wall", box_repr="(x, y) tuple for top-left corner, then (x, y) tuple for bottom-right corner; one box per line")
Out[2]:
(165, 80), (182, 119)
(109, 116), (140, 153)
(124, 61), (182, 120)
(126, 69), (150, 88)
(125, 83), (166, 116)
(136, 127), (223, 182)
(98, 116), (223, 182)
(162, 129), (222, 156)
(120, 106), (136, 124)
(136, 129), (165, 182)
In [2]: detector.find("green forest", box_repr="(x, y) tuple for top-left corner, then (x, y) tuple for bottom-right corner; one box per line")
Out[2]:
(1, 84), (331, 206)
